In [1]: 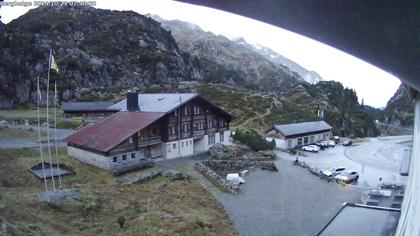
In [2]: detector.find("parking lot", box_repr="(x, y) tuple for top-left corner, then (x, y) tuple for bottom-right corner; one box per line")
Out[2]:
(154, 136), (411, 235)
(276, 135), (412, 188)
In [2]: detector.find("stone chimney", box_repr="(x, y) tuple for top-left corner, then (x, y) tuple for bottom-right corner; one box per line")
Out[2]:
(126, 91), (139, 112)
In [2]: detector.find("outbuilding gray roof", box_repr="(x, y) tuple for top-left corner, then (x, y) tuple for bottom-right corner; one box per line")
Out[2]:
(274, 121), (332, 137)
(62, 102), (114, 112)
(107, 93), (198, 113)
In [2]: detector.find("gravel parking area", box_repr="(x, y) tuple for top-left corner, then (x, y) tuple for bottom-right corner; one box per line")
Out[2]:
(212, 158), (361, 236)
(154, 152), (362, 236)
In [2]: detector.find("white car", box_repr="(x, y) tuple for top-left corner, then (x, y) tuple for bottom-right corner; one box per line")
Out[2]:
(335, 170), (359, 183)
(320, 167), (346, 177)
(226, 173), (246, 185)
(326, 140), (336, 147)
(302, 145), (320, 152)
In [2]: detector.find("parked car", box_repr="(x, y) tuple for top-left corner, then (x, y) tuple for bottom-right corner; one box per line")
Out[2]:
(226, 173), (245, 185)
(335, 170), (359, 183)
(315, 140), (329, 148)
(302, 145), (320, 152)
(320, 167), (346, 177)
(343, 140), (353, 146)
(333, 136), (340, 143)
(326, 140), (335, 147)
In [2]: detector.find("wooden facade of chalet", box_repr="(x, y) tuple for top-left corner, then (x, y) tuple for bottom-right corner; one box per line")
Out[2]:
(108, 96), (230, 156)
(66, 92), (233, 172)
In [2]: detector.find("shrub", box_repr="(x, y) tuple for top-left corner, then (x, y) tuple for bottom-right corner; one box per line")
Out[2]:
(55, 119), (83, 129)
(289, 148), (298, 155)
(233, 128), (275, 151)
(117, 215), (125, 228)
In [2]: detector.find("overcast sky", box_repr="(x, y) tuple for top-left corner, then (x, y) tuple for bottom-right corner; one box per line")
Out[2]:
(1, 0), (401, 108)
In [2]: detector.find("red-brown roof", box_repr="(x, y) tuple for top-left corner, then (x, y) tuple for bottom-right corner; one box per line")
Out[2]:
(65, 111), (165, 152)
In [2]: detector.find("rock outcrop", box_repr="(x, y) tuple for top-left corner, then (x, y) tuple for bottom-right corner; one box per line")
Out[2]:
(1, 6), (204, 108)
(209, 143), (237, 160)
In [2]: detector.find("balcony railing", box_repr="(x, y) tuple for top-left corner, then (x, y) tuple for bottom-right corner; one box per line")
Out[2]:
(138, 136), (162, 148)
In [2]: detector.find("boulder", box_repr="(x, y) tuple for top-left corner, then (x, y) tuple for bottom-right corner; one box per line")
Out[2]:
(258, 150), (277, 159)
(116, 168), (161, 185)
(162, 170), (189, 181)
(261, 163), (278, 172)
(209, 143), (237, 160)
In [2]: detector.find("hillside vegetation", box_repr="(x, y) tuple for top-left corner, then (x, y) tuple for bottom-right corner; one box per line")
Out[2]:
(195, 81), (379, 137)
(0, 148), (237, 235)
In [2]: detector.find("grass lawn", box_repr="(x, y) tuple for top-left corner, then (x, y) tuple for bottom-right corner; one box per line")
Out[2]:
(0, 108), (63, 120)
(0, 148), (237, 236)
(0, 127), (46, 141)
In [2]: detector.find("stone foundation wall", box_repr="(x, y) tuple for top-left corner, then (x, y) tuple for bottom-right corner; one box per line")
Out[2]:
(202, 160), (278, 172)
(194, 162), (241, 194)
(67, 145), (110, 170)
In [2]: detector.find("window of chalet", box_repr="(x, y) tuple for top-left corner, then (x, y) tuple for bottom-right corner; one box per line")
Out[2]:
(122, 155), (127, 161)
(190, 140), (192, 145)
(220, 120), (225, 127)
(167, 144), (171, 153)
(207, 120), (214, 129)
(171, 109), (178, 117)
(182, 141), (184, 147)
(200, 121), (205, 130)
(184, 105), (191, 116)
(129, 137), (133, 143)
(168, 125), (177, 135)
(183, 123), (191, 133)
(140, 130), (150, 139)
(151, 125), (159, 136)
(193, 105), (200, 115)
(131, 153), (136, 159)
(173, 143), (176, 149)
(220, 132), (224, 142)
(113, 156), (118, 162)
(304, 137), (309, 144)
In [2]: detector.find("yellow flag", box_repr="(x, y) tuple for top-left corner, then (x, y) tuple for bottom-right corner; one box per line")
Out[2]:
(50, 54), (59, 73)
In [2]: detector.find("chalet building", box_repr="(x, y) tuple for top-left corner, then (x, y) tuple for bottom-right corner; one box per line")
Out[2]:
(265, 121), (332, 149)
(62, 102), (114, 119)
(65, 92), (233, 172)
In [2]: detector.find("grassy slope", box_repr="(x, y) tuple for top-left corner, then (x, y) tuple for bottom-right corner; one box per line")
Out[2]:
(0, 148), (237, 236)
(197, 83), (378, 137)
(0, 127), (46, 141)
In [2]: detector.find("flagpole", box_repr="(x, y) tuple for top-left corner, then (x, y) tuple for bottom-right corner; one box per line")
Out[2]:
(37, 76), (50, 201)
(54, 81), (62, 189)
(46, 49), (56, 191)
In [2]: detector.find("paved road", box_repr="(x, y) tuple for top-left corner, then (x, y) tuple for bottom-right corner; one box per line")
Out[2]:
(0, 125), (74, 148)
(277, 136), (411, 188)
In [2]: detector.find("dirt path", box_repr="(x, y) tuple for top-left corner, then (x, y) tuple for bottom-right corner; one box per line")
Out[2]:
(240, 98), (274, 127)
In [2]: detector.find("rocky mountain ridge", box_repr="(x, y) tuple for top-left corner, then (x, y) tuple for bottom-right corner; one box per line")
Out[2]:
(152, 15), (306, 91)
(245, 41), (323, 84)
(381, 84), (414, 128)
(1, 6), (203, 108)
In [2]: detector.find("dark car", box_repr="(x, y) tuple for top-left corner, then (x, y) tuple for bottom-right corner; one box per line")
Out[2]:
(343, 140), (353, 146)
(315, 140), (329, 148)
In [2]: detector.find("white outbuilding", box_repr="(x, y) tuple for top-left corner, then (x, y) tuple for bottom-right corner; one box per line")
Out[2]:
(265, 121), (333, 149)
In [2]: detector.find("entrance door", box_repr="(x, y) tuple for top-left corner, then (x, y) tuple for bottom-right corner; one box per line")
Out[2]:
(144, 146), (152, 159)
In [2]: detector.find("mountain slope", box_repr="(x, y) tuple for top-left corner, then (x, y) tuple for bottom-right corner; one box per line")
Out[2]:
(245, 42), (323, 84)
(1, 6), (203, 108)
(381, 84), (414, 127)
(152, 16), (305, 92)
